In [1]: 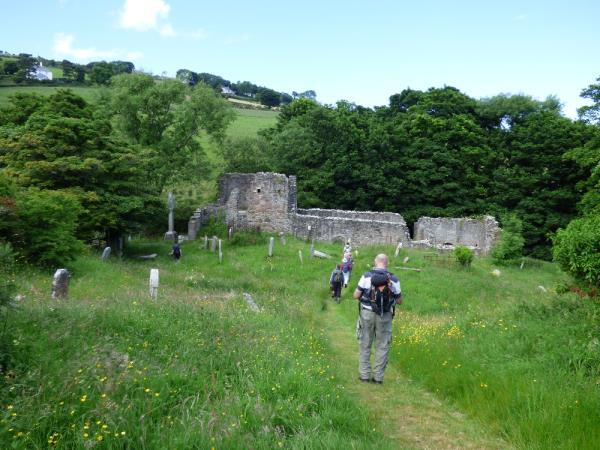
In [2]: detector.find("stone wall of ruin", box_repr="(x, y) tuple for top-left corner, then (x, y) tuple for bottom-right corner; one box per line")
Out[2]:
(413, 216), (500, 255)
(188, 172), (501, 253)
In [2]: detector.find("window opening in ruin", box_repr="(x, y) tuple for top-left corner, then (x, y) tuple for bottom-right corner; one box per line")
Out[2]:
(257, 188), (261, 193)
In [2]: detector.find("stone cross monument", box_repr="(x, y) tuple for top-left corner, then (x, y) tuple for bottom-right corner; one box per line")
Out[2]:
(164, 192), (177, 241)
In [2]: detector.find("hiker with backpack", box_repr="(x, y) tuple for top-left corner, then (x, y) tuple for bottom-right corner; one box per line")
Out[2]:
(171, 242), (182, 262)
(342, 252), (353, 288)
(330, 264), (344, 303)
(353, 254), (402, 384)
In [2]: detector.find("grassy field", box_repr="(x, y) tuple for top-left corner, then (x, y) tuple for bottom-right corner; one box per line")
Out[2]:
(2, 234), (599, 449)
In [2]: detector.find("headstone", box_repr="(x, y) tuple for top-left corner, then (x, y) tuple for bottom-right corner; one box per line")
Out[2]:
(298, 250), (303, 265)
(537, 285), (547, 293)
(403, 256), (409, 264)
(149, 269), (159, 300)
(520, 259), (525, 270)
(101, 246), (111, 261)
(210, 236), (217, 252)
(310, 239), (315, 258)
(128, 235), (132, 242)
(204, 235), (208, 249)
(228, 227), (233, 240)
(491, 269), (501, 277)
(51, 269), (69, 299)
(164, 192), (177, 241)
(218, 239), (223, 264)
(279, 232), (286, 246)
(138, 253), (157, 260)
(268, 237), (274, 257)
(313, 250), (332, 259)
(395, 242), (403, 257)
(188, 218), (198, 240)
(307, 225), (312, 242)
(243, 292), (260, 312)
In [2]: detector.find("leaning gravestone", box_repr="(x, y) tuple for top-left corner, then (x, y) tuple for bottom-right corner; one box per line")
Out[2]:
(268, 237), (274, 257)
(51, 269), (69, 300)
(210, 236), (218, 252)
(394, 242), (403, 257)
(149, 269), (159, 300)
(243, 292), (261, 312)
(218, 239), (223, 264)
(101, 246), (111, 261)
(298, 250), (303, 265)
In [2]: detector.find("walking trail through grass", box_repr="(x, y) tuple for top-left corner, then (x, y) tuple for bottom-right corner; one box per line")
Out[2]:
(321, 301), (510, 450)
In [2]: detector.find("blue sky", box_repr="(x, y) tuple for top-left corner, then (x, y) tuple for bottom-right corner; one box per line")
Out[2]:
(1, 0), (599, 117)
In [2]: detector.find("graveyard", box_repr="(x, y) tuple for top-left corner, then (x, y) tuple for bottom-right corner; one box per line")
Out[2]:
(2, 231), (599, 449)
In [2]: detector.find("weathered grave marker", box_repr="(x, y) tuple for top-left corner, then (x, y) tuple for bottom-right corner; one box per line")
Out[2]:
(403, 256), (410, 264)
(279, 232), (286, 246)
(101, 246), (111, 261)
(313, 249), (332, 259)
(218, 239), (223, 263)
(268, 237), (274, 257)
(204, 235), (208, 249)
(164, 192), (177, 241)
(298, 250), (303, 265)
(51, 269), (69, 299)
(310, 239), (315, 258)
(228, 227), (233, 240)
(149, 269), (159, 300)
(210, 236), (217, 252)
(395, 242), (403, 257)
(243, 292), (260, 312)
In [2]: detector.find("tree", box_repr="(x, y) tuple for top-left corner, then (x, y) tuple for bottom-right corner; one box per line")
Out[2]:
(578, 75), (600, 123)
(106, 73), (235, 186)
(62, 59), (76, 79)
(1, 60), (18, 75)
(492, 215), (525, 265)
(256, 88), (281, 107)
(176, 69), (198, 86)
(220, 136), (272, 173)
(88, 61), (115, 85)
(280, 93), (293, 105)
(0, 89), (162, 246)
(553, 214), (600, 289)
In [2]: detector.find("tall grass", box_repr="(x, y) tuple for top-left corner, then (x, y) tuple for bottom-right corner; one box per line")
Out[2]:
(337, 246), (600, 450)
(0, 237), (390, 449)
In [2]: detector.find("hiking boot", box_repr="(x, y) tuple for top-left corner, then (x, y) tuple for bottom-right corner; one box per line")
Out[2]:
(359, 377), (370, 383)
(372, 379), (383, 385)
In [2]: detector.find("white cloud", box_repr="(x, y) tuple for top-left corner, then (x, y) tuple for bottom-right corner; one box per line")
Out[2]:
(119, 0), (170, 31)
(118, 0), (206, 39)
(53, 33), (143, 62)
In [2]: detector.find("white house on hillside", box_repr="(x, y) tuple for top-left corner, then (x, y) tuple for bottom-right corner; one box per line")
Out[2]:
(31, 62), (53, 81)
(221, 86), (235, 95)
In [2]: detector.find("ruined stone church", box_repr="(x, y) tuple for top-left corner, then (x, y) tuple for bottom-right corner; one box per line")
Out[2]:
(188, 172), (500, 254)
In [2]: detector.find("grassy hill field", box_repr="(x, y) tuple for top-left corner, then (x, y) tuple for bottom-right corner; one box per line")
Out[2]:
(2, 234), (598, 449)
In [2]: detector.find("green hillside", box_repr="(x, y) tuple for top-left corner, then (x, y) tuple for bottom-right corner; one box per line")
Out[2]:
(2, 235), (598, 448)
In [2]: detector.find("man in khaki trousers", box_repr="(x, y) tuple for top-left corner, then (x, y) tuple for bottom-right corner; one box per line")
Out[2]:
(353, 254), (402, 384)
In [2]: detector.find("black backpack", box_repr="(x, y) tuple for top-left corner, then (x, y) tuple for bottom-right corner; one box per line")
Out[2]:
(365, 271), (396, 315)
(332, 269), (343, 283)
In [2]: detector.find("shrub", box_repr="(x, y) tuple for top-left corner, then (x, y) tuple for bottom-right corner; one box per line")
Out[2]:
(16, 188), (85, 267)
(552, 214), (600, 289)
(492, 214), (525, 265)
(0, 242), (16, 372)
(453, 245), (474, 267)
